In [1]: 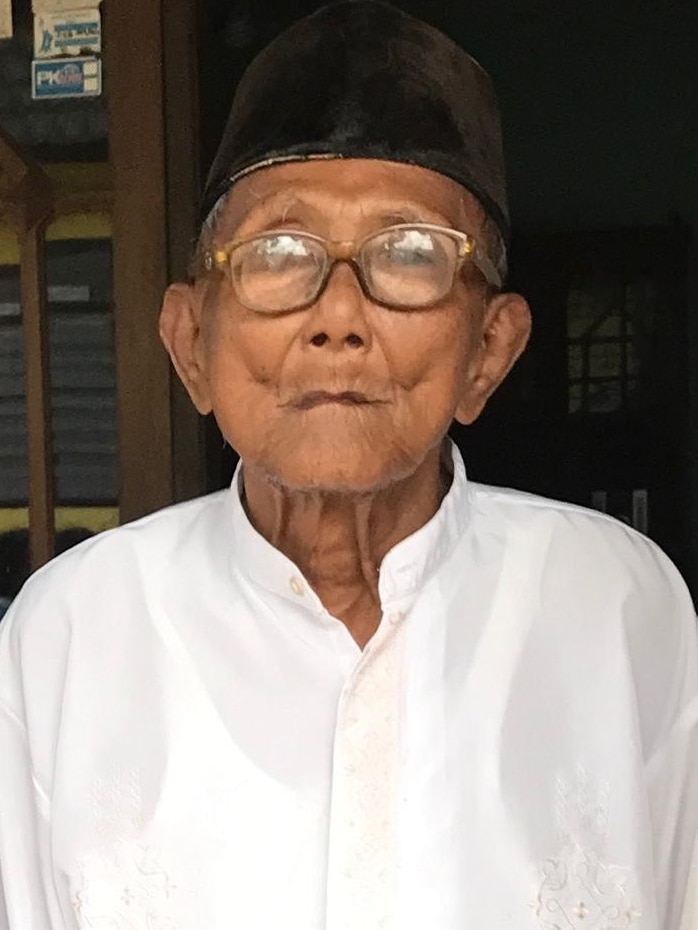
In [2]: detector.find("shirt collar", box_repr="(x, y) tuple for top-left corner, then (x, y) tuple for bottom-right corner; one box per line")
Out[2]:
(227, 440), (472, 611)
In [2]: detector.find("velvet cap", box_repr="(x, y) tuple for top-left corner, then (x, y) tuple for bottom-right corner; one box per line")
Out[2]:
(202, 0), (509, 259)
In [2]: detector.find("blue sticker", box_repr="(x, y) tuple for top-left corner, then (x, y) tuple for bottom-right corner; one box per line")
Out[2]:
(31, 56), (101, 100)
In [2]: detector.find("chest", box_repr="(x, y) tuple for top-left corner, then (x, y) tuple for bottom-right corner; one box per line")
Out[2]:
(48, 591), (651, 930)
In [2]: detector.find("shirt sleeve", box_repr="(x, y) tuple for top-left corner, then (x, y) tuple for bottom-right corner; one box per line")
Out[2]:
(0, 585), (75, 930)
(647, 702), (698, 928)
(679, 830), (698, 930)
(642, 577), (698, 930)
(0, 702), (68, 929)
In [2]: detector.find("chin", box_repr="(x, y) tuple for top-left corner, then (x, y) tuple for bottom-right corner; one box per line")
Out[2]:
(252, 445), (423, 496)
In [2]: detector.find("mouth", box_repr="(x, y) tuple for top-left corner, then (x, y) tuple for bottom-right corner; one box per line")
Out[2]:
(290, 391), (384, 410)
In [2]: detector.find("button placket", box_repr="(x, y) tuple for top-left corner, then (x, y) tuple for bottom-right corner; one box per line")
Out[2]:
(326, 619), (406, 930)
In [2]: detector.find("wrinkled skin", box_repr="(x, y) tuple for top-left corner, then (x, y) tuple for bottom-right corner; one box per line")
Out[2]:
(160, 159), (530, 646)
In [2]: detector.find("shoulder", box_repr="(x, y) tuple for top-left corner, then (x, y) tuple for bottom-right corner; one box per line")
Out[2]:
(468, 483), (697, 753)
(0, 489), (230, 660)
(0, 490), (232, 776)
(26, 489), (227, 587)
(470, 482), (686, 593)
(467, 481), (695, 671)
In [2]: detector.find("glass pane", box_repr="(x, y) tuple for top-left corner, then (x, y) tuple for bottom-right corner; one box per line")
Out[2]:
(589, 342), (622, 379)
(567, 289), (605, 339)
(568, 381), (583, 414)
(568, 344), (583, 380)
(587, 380), (622, 414)
(0, 263), (27, 504)
(47, 238), (117, 503)
(595, 312), (621, 338)
(627, 342), (640, 377)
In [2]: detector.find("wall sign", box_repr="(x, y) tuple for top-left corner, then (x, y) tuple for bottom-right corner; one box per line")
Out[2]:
(33, 0), (101, 11)
(34, 9), (101, 58)
(0, 0), (13, 39)
(31, 56), (102, 99)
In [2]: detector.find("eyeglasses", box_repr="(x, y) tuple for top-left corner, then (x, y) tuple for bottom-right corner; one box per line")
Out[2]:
(202, 223), (502, 313)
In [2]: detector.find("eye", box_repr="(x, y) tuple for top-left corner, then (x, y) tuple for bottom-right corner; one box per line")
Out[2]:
(371, 229), (446, 269)
(250, 234), (313, 268)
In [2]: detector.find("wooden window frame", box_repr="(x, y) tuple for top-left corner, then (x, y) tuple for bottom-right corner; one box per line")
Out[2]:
(0, 126), (55, 569)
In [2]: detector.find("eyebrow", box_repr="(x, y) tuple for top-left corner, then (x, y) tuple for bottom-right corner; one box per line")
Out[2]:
(240, 193), (304, 224)
(377, 209), (441, 226)
(237, 200), (454, 235)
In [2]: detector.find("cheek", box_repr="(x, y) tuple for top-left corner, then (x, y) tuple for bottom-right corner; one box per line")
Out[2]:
(382, 311), (480, 415)
(203, 301), (297, 388)
(200, 310), (296, 442)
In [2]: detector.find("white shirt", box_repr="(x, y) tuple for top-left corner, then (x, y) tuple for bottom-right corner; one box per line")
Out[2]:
(1, 446), (697, 930)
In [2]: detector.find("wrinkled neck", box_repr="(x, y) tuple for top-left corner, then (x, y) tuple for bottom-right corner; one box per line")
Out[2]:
(241, 443), (452, 646)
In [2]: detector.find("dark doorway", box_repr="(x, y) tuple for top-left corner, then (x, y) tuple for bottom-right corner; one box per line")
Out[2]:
(456, 224), (691, 578)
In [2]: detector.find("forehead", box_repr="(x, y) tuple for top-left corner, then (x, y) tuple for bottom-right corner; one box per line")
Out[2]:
(215, 159), (485, 237)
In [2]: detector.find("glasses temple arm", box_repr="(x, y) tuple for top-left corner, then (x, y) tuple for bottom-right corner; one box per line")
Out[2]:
(470, 244), (503, 290)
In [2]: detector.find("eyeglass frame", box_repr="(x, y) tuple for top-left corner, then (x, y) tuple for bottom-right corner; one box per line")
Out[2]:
(201, 222), (503, 313)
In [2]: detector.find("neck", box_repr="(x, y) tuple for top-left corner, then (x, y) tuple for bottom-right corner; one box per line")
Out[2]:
(242, 443), (451, 648)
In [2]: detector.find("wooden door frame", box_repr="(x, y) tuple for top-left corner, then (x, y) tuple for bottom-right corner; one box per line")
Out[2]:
(105, 0), (202, 524)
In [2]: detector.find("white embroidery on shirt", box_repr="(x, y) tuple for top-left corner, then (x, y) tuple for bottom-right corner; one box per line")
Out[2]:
(531, 767), (642, 929)
(71, 769), (177, 929)
(92, 766), (143, 839)
(72, 841), (177, 930)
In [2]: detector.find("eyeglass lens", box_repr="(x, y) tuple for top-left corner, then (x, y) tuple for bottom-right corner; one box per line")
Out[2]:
(230, 227), (460, 312)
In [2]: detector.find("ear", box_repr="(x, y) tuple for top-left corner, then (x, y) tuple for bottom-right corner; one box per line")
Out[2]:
(159, 283), (213, 414)
(454, 291), (531, 425)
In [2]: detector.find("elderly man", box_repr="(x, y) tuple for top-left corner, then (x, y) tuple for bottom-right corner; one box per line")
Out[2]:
(1, 2), (697, 929)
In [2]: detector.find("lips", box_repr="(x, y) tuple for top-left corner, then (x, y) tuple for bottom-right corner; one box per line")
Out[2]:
(291, 390), (382, 410)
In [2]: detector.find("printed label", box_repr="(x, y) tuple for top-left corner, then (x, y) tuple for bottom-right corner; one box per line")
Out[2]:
(34, 9), (101, 58)
(32, 56), (102, 99)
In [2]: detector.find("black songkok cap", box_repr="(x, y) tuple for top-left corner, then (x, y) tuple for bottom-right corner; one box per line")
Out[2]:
(202, 1), (508, 253)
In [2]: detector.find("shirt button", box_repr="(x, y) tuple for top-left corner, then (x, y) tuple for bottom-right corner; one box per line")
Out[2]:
(289, 577), (305, 596)
(388, 610), (405, 625)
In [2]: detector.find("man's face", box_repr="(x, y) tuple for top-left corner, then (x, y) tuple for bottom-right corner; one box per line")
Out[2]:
(161, 159), (530, 493)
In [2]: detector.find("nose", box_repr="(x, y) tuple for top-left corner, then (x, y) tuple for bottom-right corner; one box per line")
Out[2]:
(302, 261), (373, 352)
